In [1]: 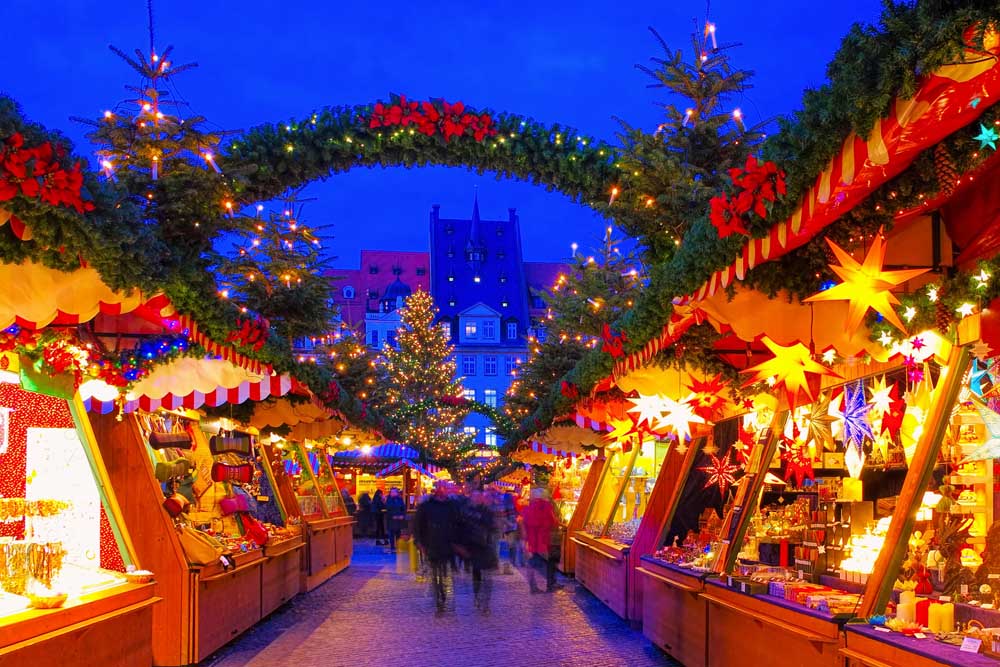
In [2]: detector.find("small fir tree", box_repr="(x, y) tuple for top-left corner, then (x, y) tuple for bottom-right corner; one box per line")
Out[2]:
(326, 328), (382, 403)
(379, 290), (471, 463)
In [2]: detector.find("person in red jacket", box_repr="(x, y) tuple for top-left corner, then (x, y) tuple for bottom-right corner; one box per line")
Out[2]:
(521, 488), (560, 593)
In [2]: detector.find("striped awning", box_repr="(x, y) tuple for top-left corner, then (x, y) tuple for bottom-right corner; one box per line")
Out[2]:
(331, 443), (421, 461)
(374, 459), (438, 479)
(165, 313), (271, 376)
(530, 441), (578, 458)
(84, 373), (292, 414)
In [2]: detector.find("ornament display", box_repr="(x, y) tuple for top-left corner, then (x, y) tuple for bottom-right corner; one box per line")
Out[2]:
(742, 337), (839, 408)
(698, 450), (740, 498)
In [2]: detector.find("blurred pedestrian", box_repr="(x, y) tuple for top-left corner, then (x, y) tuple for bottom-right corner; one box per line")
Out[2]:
(500, 492), (521, 572)
(373, 489), (387, 545)
(357, 491), (372, 537)
(413, 482), (459, 615)
(461, 490), (499, 614)
(522, 488), (559, 593)
(385, 487), (407, 552)
(341, 488), (357, 516)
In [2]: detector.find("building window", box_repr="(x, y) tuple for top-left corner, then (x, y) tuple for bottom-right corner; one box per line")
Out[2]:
(342, 286), (355, 299)
(439, 321), (452, 339)
(416, 267), (426, 276)
(496, 224), (504, 236)
(463, 426), (478, 440)
(482, 320), (495, 339)
(484, 389), (497, 407)
(369, 265), (379, 274)
(449, 298), (457, 307)
(531, 295), (546, 309)
(506, 321), (518, 339)
(497, 250), (505, 259)
(448, 274), (455, 282)
(386, 330), (397, 348)
(462, 355), (476, 376)
(447, 247), (455, 258)
(465, 320), (478, 338)
(367, 288), (379, 299)
(484, 427), (497, 448)
(484, 355), (497, 376)
(504, 356), (516, 376)
(501, 300), (508, 308)
(370, 330), (379, 347)
(463, 389), (476, 402)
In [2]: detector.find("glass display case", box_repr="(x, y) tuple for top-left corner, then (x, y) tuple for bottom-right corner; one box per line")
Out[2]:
(583, 439), (668, 545)
(304, 443), (346, 517)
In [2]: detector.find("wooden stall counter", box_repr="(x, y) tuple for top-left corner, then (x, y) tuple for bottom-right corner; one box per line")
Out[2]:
(701, 578), (842, 667)
(572, 531), (630, 619)
(637, 558), (709, 667)
(842, 624), (997, 667)
(192, 550), (264, 664)
(261, 535), (304, 617)
(303, 516), (354, 591)
(0, 582), (158, 667)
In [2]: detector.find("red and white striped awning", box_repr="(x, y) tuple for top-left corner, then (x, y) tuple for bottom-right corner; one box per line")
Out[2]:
(84, 373), (292, 414)
(164, 313), (270, 376)
(530, 441), (578, 458)
(573, 413), (613, 433)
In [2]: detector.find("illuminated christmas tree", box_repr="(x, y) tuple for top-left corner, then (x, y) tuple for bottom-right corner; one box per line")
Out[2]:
(326, 328), (381, 402)
(379, 290), (471, 463)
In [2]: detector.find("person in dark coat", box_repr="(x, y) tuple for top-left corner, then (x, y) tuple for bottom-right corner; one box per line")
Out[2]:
(461, 490), (499, 613)
(384, 487), (407, 552)
(341, 488), (357, 516)
(357, 492), (372, 538)
(372, 489), (387, 545)
(413, 482), (459, 614)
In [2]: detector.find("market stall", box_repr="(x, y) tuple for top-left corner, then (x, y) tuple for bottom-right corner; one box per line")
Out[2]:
(0, 372), (156, 667)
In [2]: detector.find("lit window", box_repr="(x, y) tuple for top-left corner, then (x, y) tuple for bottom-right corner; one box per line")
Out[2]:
(484, 356), (497, 376)
(484, 389), (497, 407)
(462, 355), (476, 376)
(416, 267), (426, 276)
(448, 274), (455, 282)
(439, 321), (452, 338)
(482, 320), (495, 339)
(506, 322), (518, 339)
(465, 321), (478, 338)
(463, 389), (476, 402)
(463, 426), (478, 439)
(485, 427), (497, 448)
(504, 356), (516, 376)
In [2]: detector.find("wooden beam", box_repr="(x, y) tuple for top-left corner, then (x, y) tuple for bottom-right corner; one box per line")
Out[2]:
(858, 343), (970, 617)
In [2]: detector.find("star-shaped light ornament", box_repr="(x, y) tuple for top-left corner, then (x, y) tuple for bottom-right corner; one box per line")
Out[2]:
(970, 358), (996, 398)
(698, 450), (741, 499)
(802, 393), (837, 451)
(686, 373), (729, 421)
(654, 394), (705, 442)
(742, 337), (840, 409)
(627, 394), (666, 429)
(868, 376), (895, 416)
(781, 437), (815, 488)
(972, 340), (994, 362)
(975, 123), (999, 151)
(735, 419), (758, 464)
(842, 380), (875, 453)
(804, 234), (930, 335)
(603, 418), (640, 447)
(701, 440), (720, 456)
(900, 377), (932, 466)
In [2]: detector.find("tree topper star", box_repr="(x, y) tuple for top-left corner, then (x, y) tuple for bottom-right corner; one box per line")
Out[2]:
(804, 233), (929, 334)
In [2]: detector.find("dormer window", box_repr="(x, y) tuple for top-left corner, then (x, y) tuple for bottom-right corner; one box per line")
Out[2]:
(496, 224), (504, 236)
(465, 321), (478, 338)
(497, 250), (506, 260)
(342, 286), (355, 299)
(467, 249), (485, 263)
(501, 299), (509, 308)
(473, 275), (481, 284)
(447, 247), (455, 258)
(449, 297), (457, 307)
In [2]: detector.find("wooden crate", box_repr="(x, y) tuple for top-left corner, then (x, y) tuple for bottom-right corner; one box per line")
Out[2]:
(638, 562), (707, 667)
(572, 533), (629, 618)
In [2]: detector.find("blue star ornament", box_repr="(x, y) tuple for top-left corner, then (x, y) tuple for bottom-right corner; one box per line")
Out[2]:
(842, 380), (875, 452)
(974, 123), (999, 151)
(970, 358), (995, 398)
(970, 97), (982, 109)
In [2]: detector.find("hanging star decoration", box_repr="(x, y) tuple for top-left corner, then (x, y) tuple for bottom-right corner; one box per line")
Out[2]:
(698, 450), (740, 499)
(742, 336), (840, 409)
(879, 383), (907, 439)
(803, 233), (930, 335)
(961, 401), (1000, 462)
(868, 376), (895, 416)
(702, 440), (720, 456)
(975, 123), (999, 151)
(842, 380), (875, 452)
(780, 436), (815, 488)
(627, 394), (666, 430)
(603, 418), (640, 447)
(686, 374), (729, 421)
(654, 394), (705, 442)
(802, 393), (837, 451)
(735, 419), (758, 464)
(972, 340), (994, 362)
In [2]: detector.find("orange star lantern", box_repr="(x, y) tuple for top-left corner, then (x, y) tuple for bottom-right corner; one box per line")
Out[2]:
(743, 337), (840, 409)
(804, 234), (929, 334)
(686, 373), (729, 420)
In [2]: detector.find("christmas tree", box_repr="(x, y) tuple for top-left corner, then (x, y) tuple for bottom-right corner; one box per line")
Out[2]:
(326, 328), (382, 403)
(215, 192), (335, 343)
(379, 290), (471, 464)
(505, 228), (643, 420)
(607, 23), (763, 263)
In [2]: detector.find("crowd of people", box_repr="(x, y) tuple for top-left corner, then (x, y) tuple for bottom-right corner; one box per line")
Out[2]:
(346, 481), (562, 616)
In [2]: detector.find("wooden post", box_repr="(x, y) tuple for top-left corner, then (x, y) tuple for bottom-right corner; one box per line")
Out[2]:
(857, 343), (970, 617)
(713, 408), (786, 575)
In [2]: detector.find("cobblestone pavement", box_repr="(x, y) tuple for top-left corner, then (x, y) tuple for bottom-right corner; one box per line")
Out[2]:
(206, 540), (679, 667)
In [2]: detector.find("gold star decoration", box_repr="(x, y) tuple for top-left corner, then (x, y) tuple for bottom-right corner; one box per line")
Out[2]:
(603, 418), (639, 446)
(654, 394), (705, 442)
(972, 340), (994, 362)
(803, 393), (837, 451)
(803, 234), (929, 334)
(742, 336), (840, 409)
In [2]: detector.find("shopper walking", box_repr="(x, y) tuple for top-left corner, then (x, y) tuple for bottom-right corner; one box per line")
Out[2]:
(372, 489), (387, 545)
(522, 488), (559, 593)
(461, 490), (499, 614)
(500, 492), (521, 571)
(357, 491), (372, 538)
(385, 487), (407, 552)
(413, 482), (459, 615)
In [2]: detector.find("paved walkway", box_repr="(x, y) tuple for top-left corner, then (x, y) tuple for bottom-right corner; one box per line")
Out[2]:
(206, 540), (679, 667)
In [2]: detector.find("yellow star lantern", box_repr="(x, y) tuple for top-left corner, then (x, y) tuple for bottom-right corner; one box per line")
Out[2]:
(603, 418), (639, 447)
(803, 234), (929, 334)
(627, 394), (666, 429)
(743, 337), (840, 409)
(654, 394), (705, 442)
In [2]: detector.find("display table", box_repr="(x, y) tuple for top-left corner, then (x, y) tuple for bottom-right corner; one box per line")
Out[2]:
(637, 558), (708, 667)
(303, 516), (354, 591)
(701, 578), (841, 667)
(0, 583), (157, 667)
(843, 624), (997, 667)
(261, 536), (304, 617)
(572, 532), (630, 618)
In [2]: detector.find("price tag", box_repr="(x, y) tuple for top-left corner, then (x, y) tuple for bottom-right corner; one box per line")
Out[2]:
(961, 637), (983, 654)
(874, 627), (892, 633)
(913, 633), (927, 640)
(961, 585), (969, 595)
(257, 495), (270, 502)
(798, 570), (805, 580)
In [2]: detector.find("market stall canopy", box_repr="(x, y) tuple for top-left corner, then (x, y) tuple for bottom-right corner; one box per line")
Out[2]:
(249, 397), (331, 429)
(329, 443), (422, 469)
(374, 459), (439, 479)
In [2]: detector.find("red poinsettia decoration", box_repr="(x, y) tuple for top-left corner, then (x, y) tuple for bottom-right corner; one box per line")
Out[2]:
(365, 98), (498, 143)
(0, 132), (95, 215)
(225, 315), (270, 351)
(601, 323), (627, 358)
(560, 381), (579, 400)
(709, 155), (786, 239)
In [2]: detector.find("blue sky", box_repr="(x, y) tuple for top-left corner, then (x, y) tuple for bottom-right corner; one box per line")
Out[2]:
(2, 0), (881, 264)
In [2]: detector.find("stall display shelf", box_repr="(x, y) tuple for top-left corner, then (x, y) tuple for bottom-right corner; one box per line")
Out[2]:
(843, 624), (998, 667)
